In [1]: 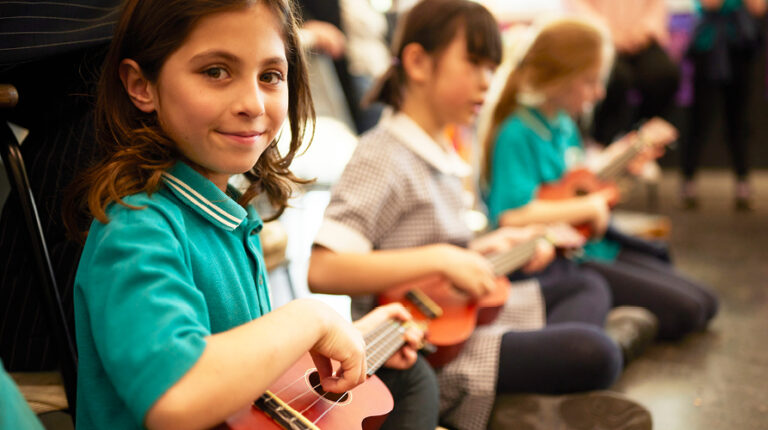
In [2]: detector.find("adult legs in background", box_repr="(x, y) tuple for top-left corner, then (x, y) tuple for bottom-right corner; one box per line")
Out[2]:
(632, 42), (680, 124)
(592, 42), (680, 145)
(582, 249), (718, 341)
(592, 55), (634, 144)
(376, 355), (440, 430)
(723, 48), (755, 209)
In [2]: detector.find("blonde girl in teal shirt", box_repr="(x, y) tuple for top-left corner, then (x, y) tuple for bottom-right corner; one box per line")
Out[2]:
(484, 18), (718, 342)
(64, 1), (426, 429)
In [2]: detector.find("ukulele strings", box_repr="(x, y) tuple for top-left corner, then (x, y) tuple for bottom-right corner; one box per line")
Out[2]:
(487, 239), (538, 275)
(267, 319), (407, 424)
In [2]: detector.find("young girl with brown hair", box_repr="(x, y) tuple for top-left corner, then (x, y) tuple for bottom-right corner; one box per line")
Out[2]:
(484, 18), (718, 345)
(65, 0), (429, 429)
(308, 2), (652, 429)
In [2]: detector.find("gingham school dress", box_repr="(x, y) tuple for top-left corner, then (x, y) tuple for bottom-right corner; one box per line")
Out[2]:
(314, 112), (546, 430)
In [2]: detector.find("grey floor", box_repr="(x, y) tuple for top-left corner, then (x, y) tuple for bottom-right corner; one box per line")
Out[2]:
(611, 169), (768, 430)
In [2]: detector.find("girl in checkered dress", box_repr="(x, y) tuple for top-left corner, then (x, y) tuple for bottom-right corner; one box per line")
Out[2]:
(309, 2), (652, 429)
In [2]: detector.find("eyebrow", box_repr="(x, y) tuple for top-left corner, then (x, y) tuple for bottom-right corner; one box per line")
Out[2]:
(189, 50), (287, 68)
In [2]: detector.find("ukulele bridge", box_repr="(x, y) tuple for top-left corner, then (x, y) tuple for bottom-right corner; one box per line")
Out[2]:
(405, 289), (443, 319)
(254, 390), (321, 430)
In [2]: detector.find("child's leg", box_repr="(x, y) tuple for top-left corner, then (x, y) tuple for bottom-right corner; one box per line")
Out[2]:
(375, 355), (440, 430)
(496, 323), (622, 395)
(531, 257), (612, 327)
(615, 249), (718, 324)
(582, 250), (718, 340)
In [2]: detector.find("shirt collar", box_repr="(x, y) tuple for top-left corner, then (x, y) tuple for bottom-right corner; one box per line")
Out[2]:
(162, 161), (250, 232)
(516, 106), (556, 141)
(380, 111), (472, 178)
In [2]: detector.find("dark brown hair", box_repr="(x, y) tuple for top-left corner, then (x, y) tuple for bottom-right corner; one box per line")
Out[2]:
(482, 19), (607, 183)
(365, 0), (502, 109)
(64, 0), (314, 241)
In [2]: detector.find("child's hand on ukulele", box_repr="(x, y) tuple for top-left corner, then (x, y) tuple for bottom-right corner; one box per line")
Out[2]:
(521, 238), (555, 273)
(309, 302), (368, 394)
(469, 226), (541, 255)
(587, 190), (613, 237)
(355, 303), (424, 370)
(432, 244), (496, 298)
(628, 117), (678, 175)
(543, 223), (586, 249)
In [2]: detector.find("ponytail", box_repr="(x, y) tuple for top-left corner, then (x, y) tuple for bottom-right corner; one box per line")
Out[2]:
(481, 17), (610, 185)
(363, 58), (406, 109)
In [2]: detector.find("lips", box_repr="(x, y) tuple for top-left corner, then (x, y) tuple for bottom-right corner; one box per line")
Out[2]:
(217, 129), (265, 145)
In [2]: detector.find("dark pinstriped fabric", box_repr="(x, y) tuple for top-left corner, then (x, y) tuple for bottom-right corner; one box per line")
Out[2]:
(0, 43), (103, 370)
(0, 1), (119, 65)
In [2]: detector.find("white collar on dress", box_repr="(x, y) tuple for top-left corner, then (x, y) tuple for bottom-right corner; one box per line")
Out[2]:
(380, 111), (472, 178)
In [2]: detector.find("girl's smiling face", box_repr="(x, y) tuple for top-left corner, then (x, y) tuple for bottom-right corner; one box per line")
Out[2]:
(126, 3), (289, 190)
(547, 62), (606, 116)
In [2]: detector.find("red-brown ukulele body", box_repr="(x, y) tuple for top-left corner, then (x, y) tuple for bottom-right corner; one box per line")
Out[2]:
(378, 274), (510, 368)
(537, 168), (619, 237)
(223, 353), (393, 430)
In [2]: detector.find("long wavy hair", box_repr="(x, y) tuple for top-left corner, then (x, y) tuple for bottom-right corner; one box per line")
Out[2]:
(64, 0), (314, 242)
(481, 19), (610, 184)
(364, 0), (502, 109)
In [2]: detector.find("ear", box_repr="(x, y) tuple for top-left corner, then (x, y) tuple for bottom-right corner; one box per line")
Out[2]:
(119, 59), (157, 113)
(401, 42), (432, 85)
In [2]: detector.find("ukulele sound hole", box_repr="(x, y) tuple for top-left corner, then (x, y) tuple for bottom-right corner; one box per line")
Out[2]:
(575, 188), (589, 196)
(308, 371), (350, 403)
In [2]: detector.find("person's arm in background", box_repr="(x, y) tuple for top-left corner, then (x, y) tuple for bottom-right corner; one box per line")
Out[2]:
(645, 0), (671, 46)
(744, 0), (767, 16)
(699, 0), (725, 11)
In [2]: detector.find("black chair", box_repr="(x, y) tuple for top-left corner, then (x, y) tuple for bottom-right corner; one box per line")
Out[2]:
(0, 84), (78, 413)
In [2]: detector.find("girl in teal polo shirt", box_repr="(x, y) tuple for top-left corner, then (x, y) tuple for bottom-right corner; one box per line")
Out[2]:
(484, 18), (718, 343)
(63, 0), (429, 429)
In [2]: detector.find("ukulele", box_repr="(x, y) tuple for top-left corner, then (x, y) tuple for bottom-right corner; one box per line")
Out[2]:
(537, 118), (676, 236)
(222, 319), (413, 430)
(378, 237), (542, 368)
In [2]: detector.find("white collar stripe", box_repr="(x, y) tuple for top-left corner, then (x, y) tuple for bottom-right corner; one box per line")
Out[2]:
(163, 179), (240, 230)
(162, 172), (242, 224)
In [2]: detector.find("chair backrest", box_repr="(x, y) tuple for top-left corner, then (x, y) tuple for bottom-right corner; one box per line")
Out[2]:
(0, 84), (78, 412)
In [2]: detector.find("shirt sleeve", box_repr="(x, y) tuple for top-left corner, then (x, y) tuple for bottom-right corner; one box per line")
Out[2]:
(486, 120), (541, 225)
(315, 143), (407, 253)
(77, 202), (210, 424)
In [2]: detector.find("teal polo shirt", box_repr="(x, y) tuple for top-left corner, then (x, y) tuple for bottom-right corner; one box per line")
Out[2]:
(1, 359), (45, 430)
(74, 161), (272, 430)
(485, 106), (620, 262)
(691, 0), (744, 52)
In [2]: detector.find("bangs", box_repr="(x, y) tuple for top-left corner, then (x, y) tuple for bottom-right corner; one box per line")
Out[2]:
(463, 7), (502, 65)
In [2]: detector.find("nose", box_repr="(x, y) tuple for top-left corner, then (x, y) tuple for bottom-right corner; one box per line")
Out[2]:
(594, 83), (606, 102)
(235, 76), (265, 118)
(479, 67), (493, 91)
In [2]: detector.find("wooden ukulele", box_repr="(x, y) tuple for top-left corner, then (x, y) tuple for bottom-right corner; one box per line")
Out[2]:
(378, 238), (542, 368)
(537, 118), (676, 236)
(222, 319), (412, 430)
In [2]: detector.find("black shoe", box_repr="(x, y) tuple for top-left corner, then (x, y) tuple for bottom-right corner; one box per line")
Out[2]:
(489, 391), (652, 430)
(734, 181), (753, 211)
(682, 196), (699, 210)
(605, 306), (659, 365)
(680, 180), (698, 210)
